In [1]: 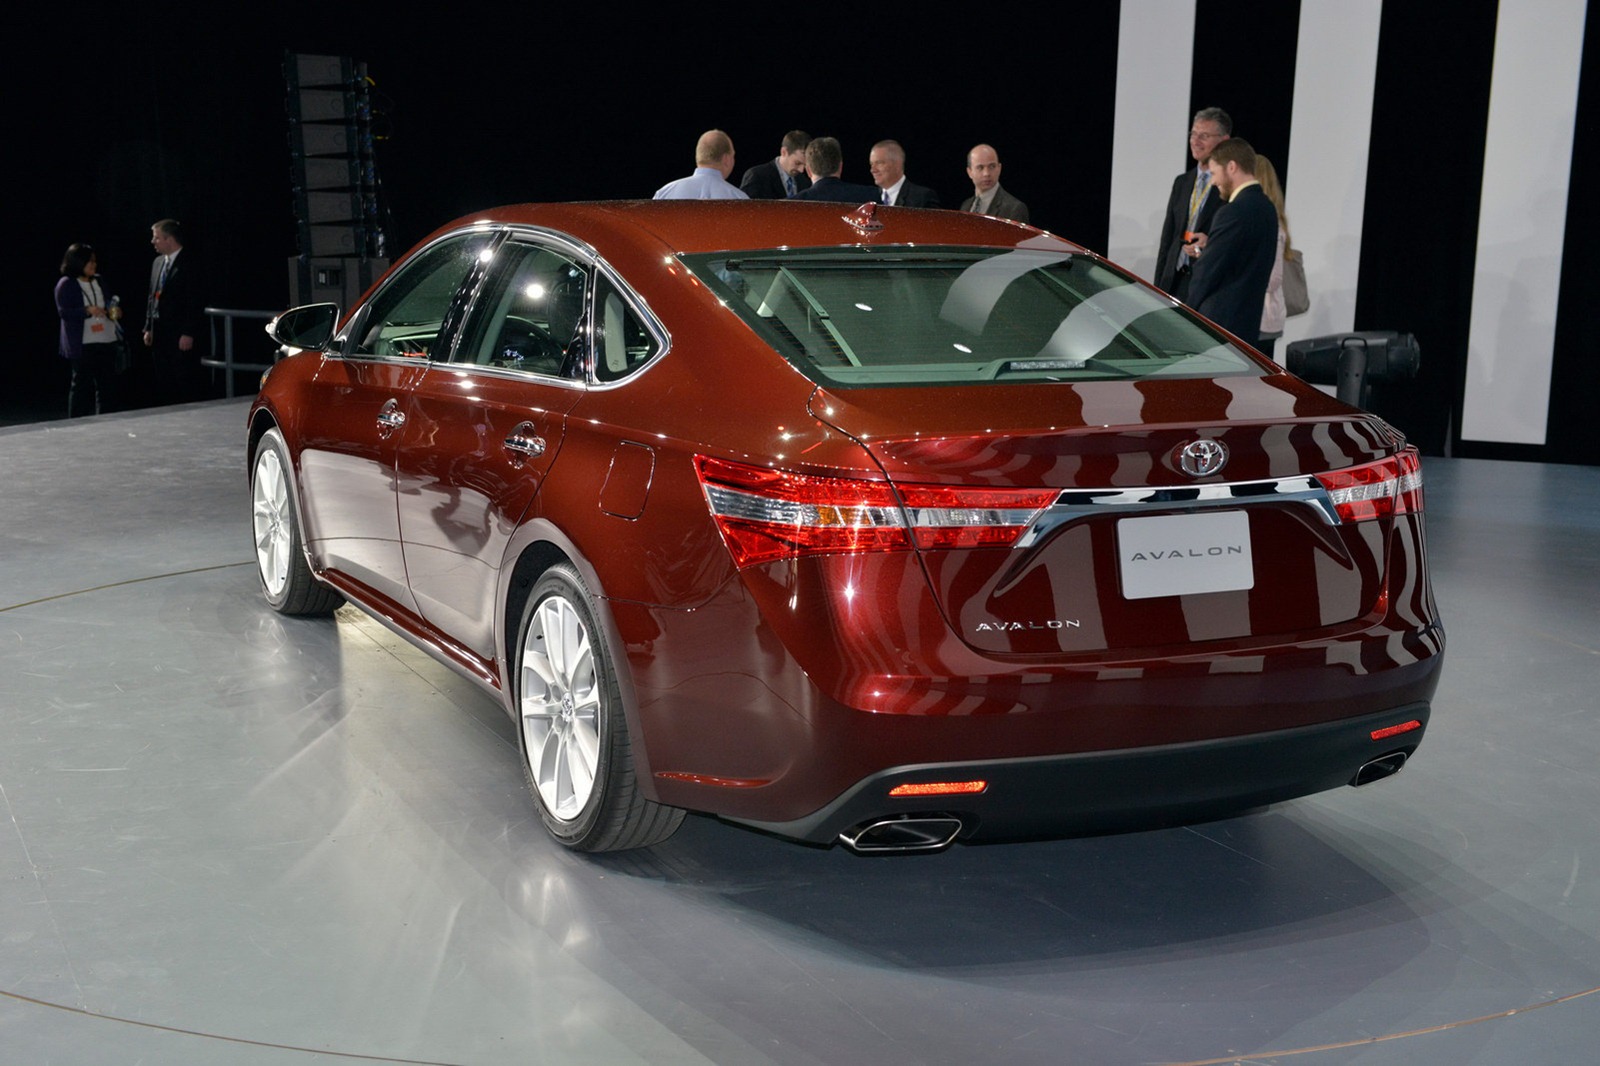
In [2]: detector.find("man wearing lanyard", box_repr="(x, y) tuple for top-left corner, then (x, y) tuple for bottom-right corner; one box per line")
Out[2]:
(143, 218), (204, 404)
(1155, 107), (1231, 300)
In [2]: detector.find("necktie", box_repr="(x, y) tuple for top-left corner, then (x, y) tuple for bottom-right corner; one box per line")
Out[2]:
(784, 173), (797, 198)
(1178, 171), (1211, 274)
(151, 256), (170, 319)
(1188, 170), (1210, 227)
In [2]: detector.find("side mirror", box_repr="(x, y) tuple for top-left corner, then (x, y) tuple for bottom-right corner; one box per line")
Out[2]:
(266, 303), (340, 351)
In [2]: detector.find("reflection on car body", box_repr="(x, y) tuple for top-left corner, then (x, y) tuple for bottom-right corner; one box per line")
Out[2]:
(248, 201), (1443, 854)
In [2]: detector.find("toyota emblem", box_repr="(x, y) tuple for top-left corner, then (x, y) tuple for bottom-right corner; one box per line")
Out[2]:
(1179, 439), (1228, 478)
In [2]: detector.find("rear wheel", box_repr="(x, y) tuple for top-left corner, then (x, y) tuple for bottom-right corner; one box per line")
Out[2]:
(251, 429), (342, 616)
(515, 564), (683, 851)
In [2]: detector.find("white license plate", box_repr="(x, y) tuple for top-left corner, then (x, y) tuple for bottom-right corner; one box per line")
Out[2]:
(1117, 511), (1254, 600)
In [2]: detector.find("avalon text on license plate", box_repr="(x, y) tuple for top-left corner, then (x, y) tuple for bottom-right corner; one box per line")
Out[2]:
(1117, 511), (1254, 600)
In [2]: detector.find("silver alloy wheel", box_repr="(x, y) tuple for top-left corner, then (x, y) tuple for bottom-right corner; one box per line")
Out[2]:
(253, 445), (292, 600)
(519, 594), (602, 822)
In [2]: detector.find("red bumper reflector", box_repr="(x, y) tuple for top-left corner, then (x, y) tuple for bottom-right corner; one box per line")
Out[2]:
(1370, 720), (1423, 742)
(889, 780), (989, 797)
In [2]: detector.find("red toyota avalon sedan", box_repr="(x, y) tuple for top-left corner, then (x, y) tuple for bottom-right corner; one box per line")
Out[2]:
(249, 201), (1442, 853)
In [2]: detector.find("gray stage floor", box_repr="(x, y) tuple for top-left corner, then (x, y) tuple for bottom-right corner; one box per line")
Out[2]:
(2, 400), (1598, 1065)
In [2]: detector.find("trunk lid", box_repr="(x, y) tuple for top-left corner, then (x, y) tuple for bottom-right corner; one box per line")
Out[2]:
(810, 376), (1404, 657)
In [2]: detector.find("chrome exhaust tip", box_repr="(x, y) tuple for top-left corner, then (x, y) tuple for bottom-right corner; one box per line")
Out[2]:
(1351, 750), (1409, 787)
(838, 816), (964, 854)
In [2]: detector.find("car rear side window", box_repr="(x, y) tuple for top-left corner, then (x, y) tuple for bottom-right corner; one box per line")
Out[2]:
(454, 242), (590, 377)
(683, 246), (1265, 388)
(591, 275), (661, 383)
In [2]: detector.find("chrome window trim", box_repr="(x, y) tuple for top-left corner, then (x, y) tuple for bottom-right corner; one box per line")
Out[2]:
(327, 222), (672, 388)
(424, 362), (588, 393)
(1015, 475), (1340, 548)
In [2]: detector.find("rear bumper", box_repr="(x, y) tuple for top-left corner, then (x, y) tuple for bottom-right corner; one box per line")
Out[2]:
(727, 702), (1430, 846)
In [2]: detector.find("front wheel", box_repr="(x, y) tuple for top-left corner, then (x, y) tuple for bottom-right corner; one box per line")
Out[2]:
(251, 428), (342, 616)
(515, 564), (683, 851)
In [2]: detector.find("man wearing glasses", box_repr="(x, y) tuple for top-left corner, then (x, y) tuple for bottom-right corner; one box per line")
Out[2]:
(1155, 107), (1232, 299)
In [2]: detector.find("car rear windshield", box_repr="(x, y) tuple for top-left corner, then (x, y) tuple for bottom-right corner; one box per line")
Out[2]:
(682, 244), (1266, 388)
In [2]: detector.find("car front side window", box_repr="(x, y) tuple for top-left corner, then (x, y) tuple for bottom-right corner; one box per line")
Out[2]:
(345, 233), (493, 359)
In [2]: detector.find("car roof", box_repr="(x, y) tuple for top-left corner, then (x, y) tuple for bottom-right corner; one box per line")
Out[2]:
(432, 200), (1087, 258)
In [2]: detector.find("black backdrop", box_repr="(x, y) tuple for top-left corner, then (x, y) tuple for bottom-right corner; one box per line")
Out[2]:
(11, 7), (1116, 347)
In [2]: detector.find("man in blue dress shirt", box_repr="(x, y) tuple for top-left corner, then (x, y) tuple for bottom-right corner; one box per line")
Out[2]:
(654, 130), (750, 200)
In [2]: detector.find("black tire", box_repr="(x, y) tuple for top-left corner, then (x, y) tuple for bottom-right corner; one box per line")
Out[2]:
(514, 563), (683, 851)
(251, 428), (343, 616)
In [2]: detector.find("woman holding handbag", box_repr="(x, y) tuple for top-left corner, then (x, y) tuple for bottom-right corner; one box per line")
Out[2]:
(55, 243), (122, 416)
(1255, 157), (1292, 362)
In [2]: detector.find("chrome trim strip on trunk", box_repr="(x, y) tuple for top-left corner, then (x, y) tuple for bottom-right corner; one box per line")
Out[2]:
(1016, 475), (1339, 547)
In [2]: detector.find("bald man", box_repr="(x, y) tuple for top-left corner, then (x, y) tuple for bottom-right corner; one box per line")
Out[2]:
(654, 130), (750, 200)
(958, 144), (1029, 222)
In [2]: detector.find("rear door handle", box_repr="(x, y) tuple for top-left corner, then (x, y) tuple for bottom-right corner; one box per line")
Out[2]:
(505, 421), (546, 459)
(376, 400), (406, 437)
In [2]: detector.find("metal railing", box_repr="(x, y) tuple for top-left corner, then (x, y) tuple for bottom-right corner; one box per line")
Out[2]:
(202, 307), (278, 398)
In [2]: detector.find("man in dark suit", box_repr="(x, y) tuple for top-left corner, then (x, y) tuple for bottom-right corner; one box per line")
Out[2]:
(869, 140), (942, 208)
(792, 137), (882, 204)
(739, 131), (813, 199)
(143, 218), (206, 404)
(1186, 138), (1278, 348)
(1155, 107), (1231, 299)
(958, 144), (1029, 222)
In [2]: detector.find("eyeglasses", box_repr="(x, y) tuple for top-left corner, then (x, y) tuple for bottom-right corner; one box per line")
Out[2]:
(1189, 130), (1225, 142)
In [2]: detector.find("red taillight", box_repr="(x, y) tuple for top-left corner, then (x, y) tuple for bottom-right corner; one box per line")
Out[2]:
(694, 455), (1056, 568)
(1314, 447), (1424, 522)
(897, 484), (1059, 550)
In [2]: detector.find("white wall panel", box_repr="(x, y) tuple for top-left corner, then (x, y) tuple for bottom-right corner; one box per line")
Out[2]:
(1460, 0), (1586, 445)
(1280, 0), (1383, 350)
(1107, 0), (1197, 280)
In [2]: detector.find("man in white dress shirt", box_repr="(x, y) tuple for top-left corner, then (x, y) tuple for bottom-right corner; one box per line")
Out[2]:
(868, 140), (942, 208)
